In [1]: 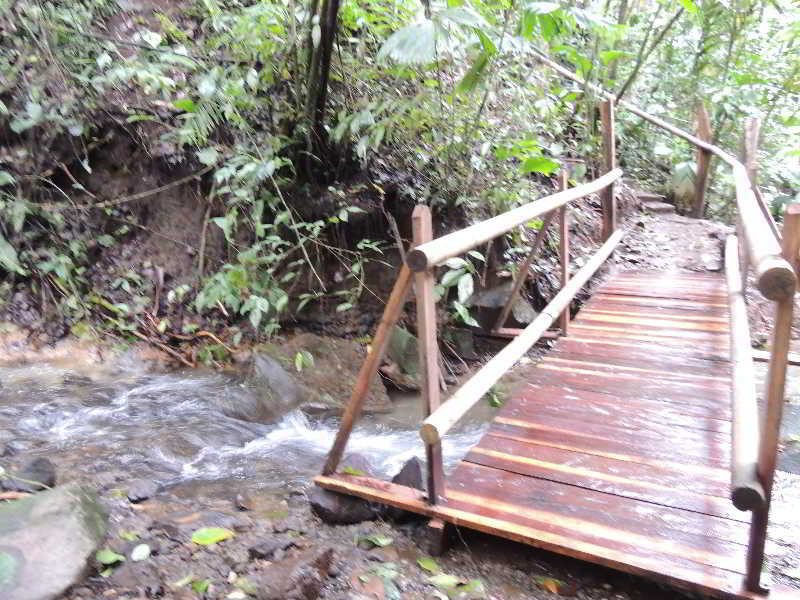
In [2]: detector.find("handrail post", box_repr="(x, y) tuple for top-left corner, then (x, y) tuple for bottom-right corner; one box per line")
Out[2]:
(411, 205), (445, 505)
(692, 102), (712, 219)
(600, 100), (616, 241)
(321, 265), (412, 475)
(558, 169), (570, 335)
(745, 203), (800, 592)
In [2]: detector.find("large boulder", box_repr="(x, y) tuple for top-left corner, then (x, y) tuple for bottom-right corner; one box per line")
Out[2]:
(0, 483), (108, 600)
(380, 326), (420, 390)
(308, 487), (377, 525)
(209, 354), (306, 424)
(384, 457), (424, 522)
(467, 282), (537, 328)
(254, 333), (392, 417)
(309, 454), (380, 525)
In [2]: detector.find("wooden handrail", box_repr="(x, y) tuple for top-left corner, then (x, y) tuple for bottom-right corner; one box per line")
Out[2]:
(725, 234), (765, 511)
(406, 169), (623, 272)
(420, 228), (625, 445)
(529, 49), (796, 302)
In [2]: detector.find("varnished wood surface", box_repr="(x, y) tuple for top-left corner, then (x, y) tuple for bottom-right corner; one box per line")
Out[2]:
(317, 271), (774, 599)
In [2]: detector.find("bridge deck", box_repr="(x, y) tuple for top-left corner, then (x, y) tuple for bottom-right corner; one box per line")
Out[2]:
(316, 271), (768, 599)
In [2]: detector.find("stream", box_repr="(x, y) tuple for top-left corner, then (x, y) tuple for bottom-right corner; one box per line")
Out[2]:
(0, 355), (490, 501)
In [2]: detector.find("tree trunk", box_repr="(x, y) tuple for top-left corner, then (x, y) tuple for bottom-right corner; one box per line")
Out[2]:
(304, 0), (341, 176)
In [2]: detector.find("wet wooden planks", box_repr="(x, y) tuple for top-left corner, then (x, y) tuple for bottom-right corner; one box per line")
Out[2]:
(317, 271), (766, 599)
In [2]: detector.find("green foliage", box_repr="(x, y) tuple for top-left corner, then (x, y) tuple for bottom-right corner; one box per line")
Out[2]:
(1, 0), (798, 349)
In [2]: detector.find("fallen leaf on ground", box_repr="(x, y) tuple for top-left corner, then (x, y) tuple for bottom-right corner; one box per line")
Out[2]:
(418, 556), (441, 573)
(533, 575), (577, 596)
(191, 526), (235, 545)
(95, 549), (125, 565)
(356, 533), (394, 549)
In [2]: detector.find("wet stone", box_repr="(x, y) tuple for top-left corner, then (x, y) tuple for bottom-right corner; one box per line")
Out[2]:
(0, 483), (107, 600)
(126, 479), (159, 503)
(3, 457), (56, 492)
(248, 536), (296, 560)
(384, 456), (424, 522)
(251, 546), (333, 600)
(308, 487), (377, 525)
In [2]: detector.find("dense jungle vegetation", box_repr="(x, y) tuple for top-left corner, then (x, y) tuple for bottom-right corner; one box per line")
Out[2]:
(0, 0), (798, 362)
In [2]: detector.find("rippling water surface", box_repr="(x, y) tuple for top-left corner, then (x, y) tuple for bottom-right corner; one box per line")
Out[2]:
(0, 357), (489, 498)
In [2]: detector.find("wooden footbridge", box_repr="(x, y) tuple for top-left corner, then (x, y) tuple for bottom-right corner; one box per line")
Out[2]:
(315, 59), (800, 599)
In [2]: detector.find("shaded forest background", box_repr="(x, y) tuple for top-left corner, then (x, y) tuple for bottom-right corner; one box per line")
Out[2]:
(0, 0), (798, 362)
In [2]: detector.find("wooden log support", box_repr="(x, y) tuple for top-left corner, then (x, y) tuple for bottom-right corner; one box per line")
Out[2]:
(322, 265), (412, 475)
(600, 100), (617, 241)
(425, 518), (453, 556)
(692, 102), (712, 219)
(412, 205), (446, 505)
(558, 170), (570, 335)
(420, 229), (625, 445)
(725, 235), (764, 512)
(406, 170), (623, 273)
(492, 211), (556, 333)
(745, 203), (800, 592)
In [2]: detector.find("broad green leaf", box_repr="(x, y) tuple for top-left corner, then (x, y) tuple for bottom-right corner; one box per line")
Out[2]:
(441, 268), (465, 287)
(119, 530), (139, 541)
(456, 52), (490, 95)
(437, 7), (488, 28)
(521, 156), (559, 175)
(342, 466), (365, 476)
(444, 257), (469, 269)
(139, 30), (162, 48)
(95, 549), (125, 565)
(428, 573), (461, 589)
(467, 250), (485, 262)
(130, 544), (150, 562)
(0, 171), (15, 186)
(653, 142), (671, 157)
(0, 234), (26, 275)
(191, 579), (211, 594)
(453, 301), (479, 327)
(417, 556), (441, 573)
(457, 273), (474, 304)
(599, 50), (629, 65)
(356, 534), (394, 548)
(173, 98), (196, 112)
(678, 0), (697, 13)
(246, 68), (259, 89)
(198, 76), (217, 98)
(191, 527), (235, 545)
(197, 147), (219, 165)
(378, 21), (437, 65)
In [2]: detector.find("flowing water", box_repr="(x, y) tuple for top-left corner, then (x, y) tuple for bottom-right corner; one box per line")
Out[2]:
(0, 356), (491, 500)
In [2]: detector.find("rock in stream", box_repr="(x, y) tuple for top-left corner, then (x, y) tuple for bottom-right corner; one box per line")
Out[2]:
(0, 483), (107, 600)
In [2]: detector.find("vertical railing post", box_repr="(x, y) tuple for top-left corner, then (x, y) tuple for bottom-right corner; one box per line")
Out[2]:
(741, 117), (761, 186)
(600, 100), (616, 241)
(692, 102), (713, 219)
(411, 205), (445, 505)
(558, 169), (570, 335)
(745, 203), (800, 592)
